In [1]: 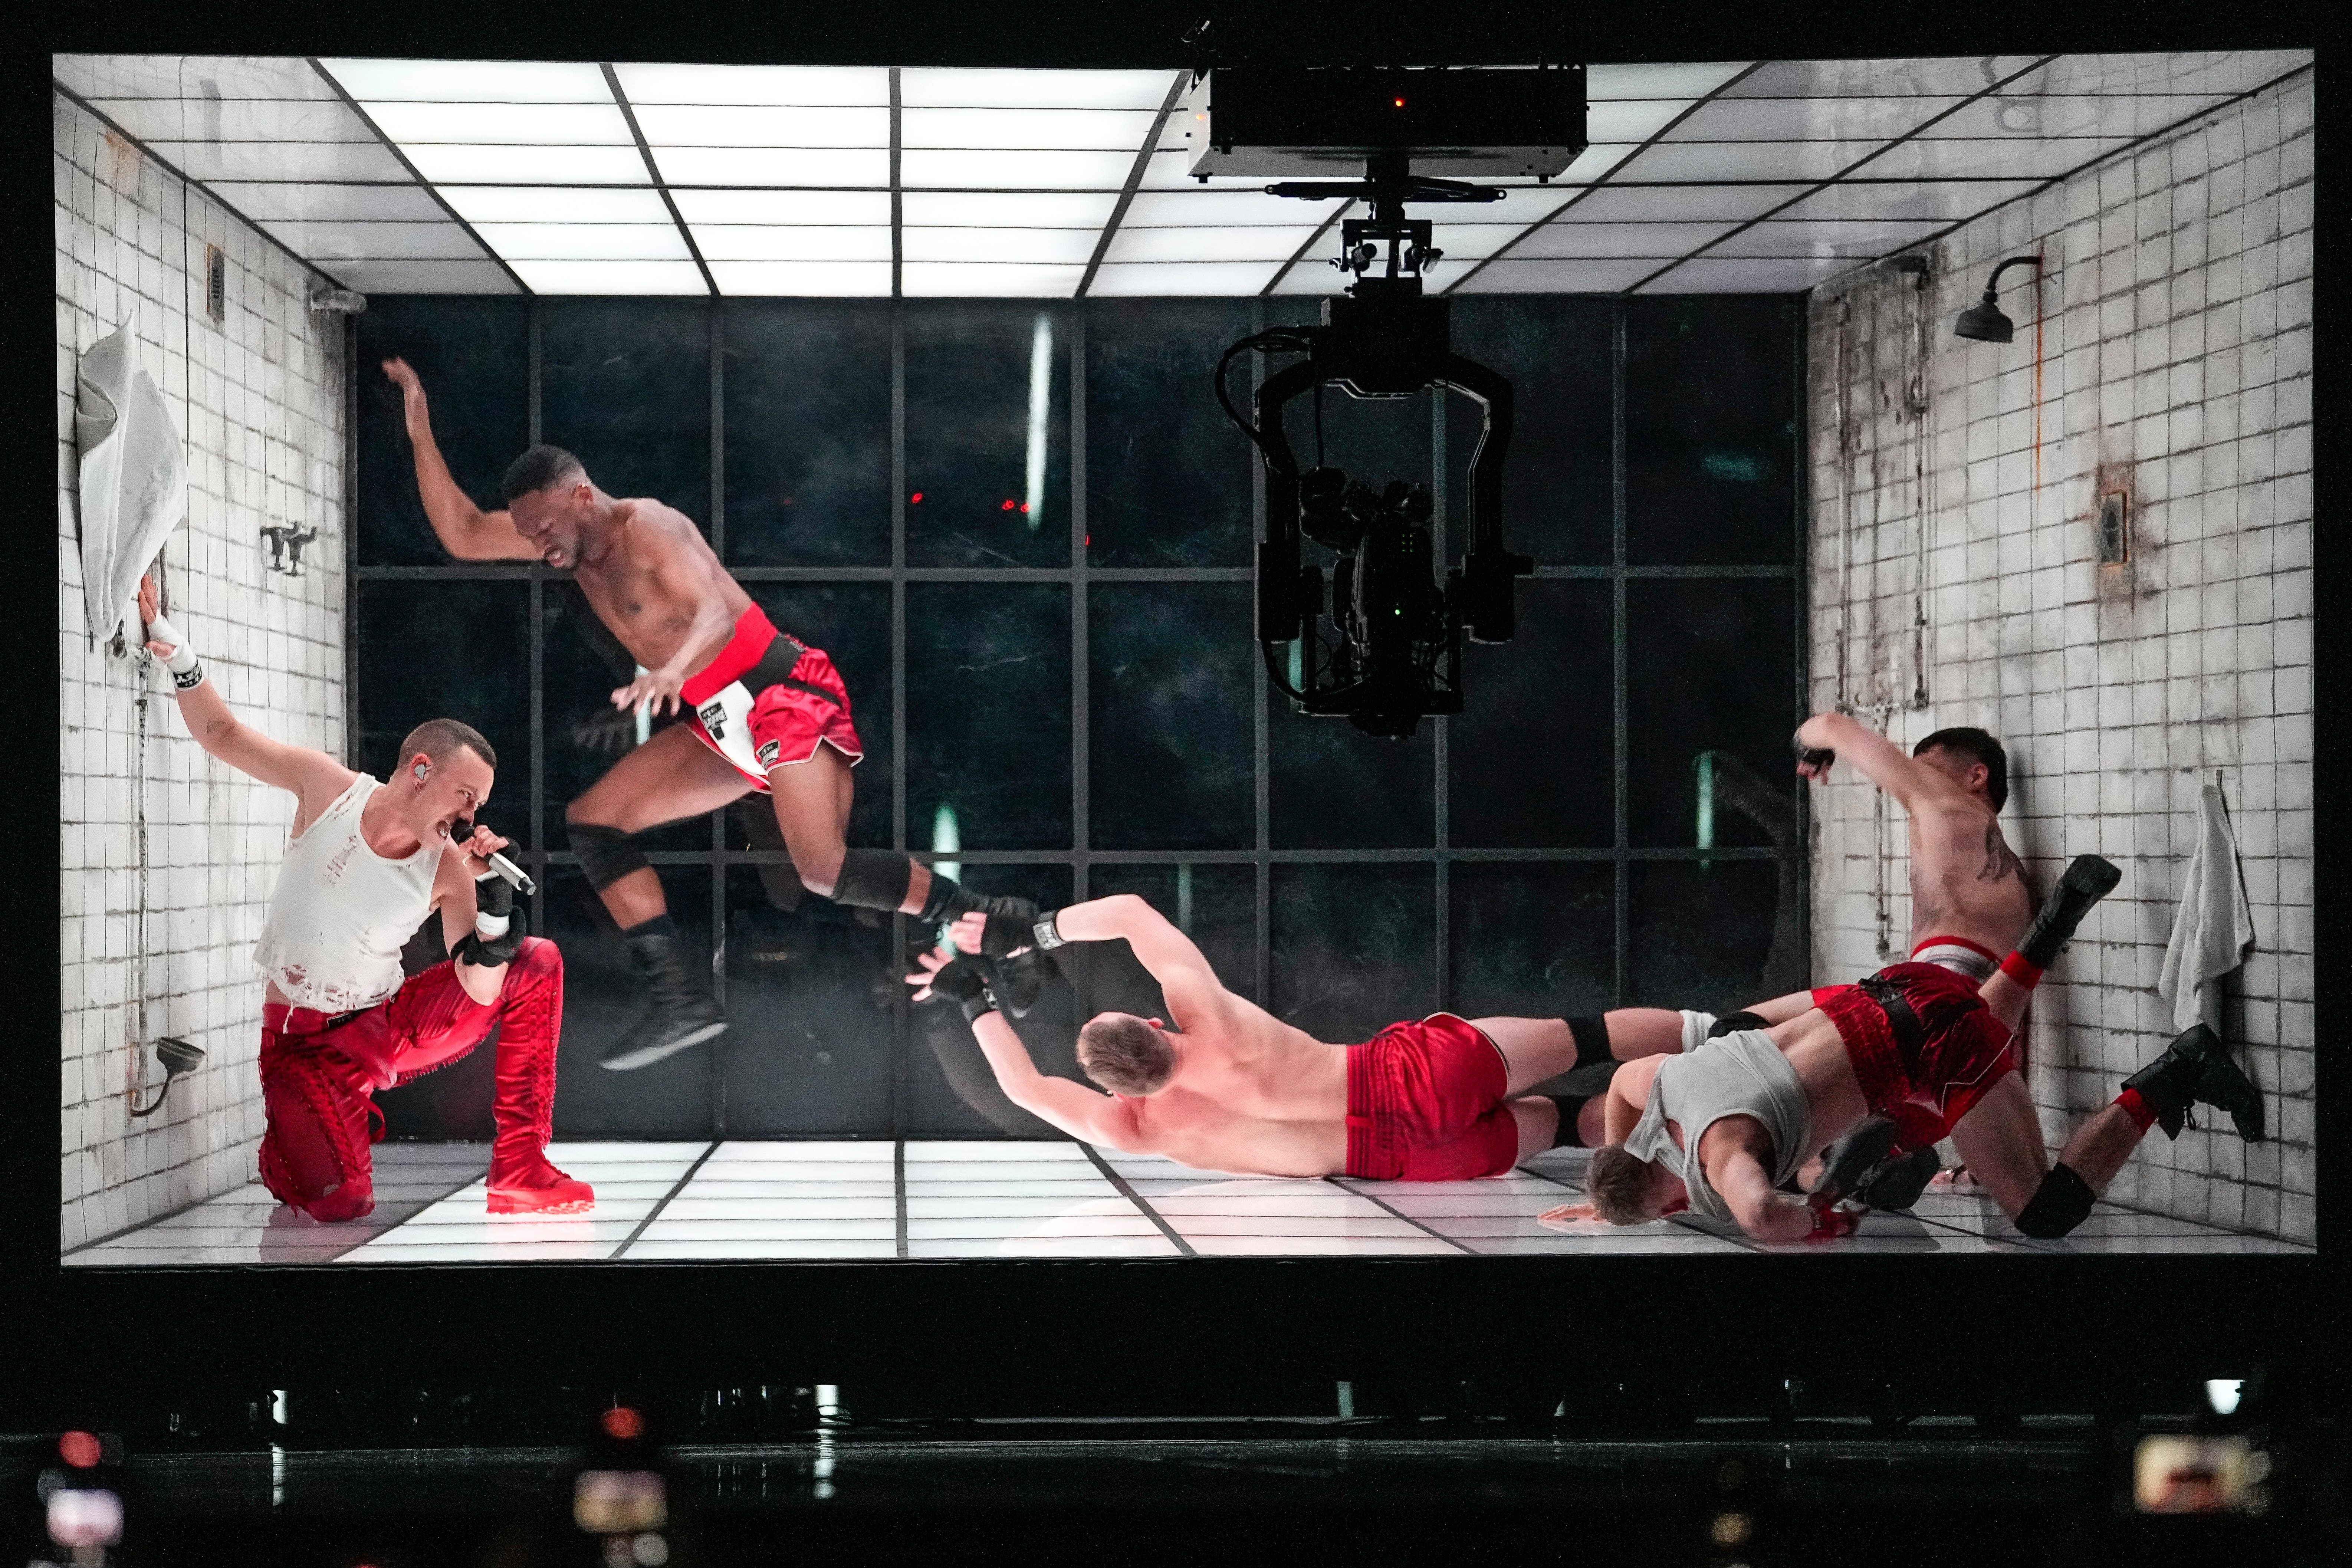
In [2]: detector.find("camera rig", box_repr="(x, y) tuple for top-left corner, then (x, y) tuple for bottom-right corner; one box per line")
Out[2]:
(1199, 65), (1583, 737)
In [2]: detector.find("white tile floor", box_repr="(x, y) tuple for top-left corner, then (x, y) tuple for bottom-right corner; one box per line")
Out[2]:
(62, 1141), (2315, 1264)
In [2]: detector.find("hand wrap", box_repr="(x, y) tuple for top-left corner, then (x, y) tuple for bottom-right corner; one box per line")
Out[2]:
(144, 612), (205, 689)
(1805, 1203), (1861, 1242)
(975, 905), (1057, 959)
(1791, 731), (1834, 771)
(924, 957), (999, 1024)
(457, 871), (527, 967)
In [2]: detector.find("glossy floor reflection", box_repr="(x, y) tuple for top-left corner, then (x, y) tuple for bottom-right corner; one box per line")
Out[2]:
(63, 1141), (2314, 1263)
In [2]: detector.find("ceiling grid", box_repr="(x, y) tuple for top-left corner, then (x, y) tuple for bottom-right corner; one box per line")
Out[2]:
(51, 51), (2315, 300)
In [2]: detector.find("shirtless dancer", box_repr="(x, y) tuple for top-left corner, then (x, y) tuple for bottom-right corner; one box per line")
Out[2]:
(1556, 855), (2264, 1243)
(901, 895), (1698, 1178)
(383, 359), (1034, 1071)
(137, 578), (589, 1219)
(1690, 717), (2047, 1204)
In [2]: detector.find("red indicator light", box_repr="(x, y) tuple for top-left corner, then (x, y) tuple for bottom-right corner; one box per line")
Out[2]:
(1393, 96), (1406, 108)
(910, 491), (923, 503)
(1000, 499), (1016, 511)
(60, 1431), (101, 1467)
(602, 1407), (644, 1440)
(1083, 534), (1091, 547)
(1018, 502), (1029, 514)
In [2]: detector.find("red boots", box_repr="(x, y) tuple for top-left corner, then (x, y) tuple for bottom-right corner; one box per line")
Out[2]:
(484, 938), (595, 1215)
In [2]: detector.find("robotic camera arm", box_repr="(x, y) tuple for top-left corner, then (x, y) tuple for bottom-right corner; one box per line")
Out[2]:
(1199, 64), (1574, 737)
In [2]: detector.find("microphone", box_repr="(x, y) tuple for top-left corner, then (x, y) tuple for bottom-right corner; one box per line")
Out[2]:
(484, 850), (537, 897)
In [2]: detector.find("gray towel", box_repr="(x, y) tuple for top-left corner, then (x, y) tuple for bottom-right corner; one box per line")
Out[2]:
(2157, 782), (2257, 1033)
(74, 325), (187, 645)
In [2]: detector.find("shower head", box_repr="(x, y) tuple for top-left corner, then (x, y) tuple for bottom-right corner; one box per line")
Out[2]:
(1954, 254), (2043, 344)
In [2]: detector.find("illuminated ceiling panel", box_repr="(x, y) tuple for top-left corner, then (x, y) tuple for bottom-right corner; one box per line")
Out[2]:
(55, 51), (2312, 298)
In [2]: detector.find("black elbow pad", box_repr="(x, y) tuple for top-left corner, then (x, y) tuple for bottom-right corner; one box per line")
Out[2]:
(2014, 1161), (2095, 1238)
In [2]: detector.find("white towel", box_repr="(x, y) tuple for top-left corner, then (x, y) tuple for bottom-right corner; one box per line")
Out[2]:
(2157, 782), (2258, 1033)
(73, 326), (187, 645)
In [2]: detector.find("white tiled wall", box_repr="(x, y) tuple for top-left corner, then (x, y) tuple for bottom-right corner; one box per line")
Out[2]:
(56, 93), (348, 1251)
(1804, 72), (2313, 1242)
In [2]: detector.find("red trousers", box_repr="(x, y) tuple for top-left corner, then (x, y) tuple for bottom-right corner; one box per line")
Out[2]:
(256, 937), (565, 1220)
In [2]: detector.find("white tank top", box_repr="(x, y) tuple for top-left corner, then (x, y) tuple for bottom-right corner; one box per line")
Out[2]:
(252, 775), (439, 1014)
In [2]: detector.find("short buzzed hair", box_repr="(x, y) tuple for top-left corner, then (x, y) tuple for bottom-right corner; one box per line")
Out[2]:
(1914, 726), (2008, 812)
(1584, 1145), (1656, 1225)
(1077, 1015), (1176, 1096)
(398, 718), (497, 775)
(501, 444), (586, 504)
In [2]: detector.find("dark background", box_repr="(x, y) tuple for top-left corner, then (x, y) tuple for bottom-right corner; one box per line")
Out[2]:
(352, 292), (1804, 1140)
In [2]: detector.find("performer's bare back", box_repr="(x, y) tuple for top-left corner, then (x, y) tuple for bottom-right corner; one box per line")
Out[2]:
(1905, 792), (2036, 954)
(1119, 994), (1350, 1176)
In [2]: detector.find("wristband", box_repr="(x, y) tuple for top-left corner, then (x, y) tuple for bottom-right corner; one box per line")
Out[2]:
(475, 911), (513, 941)
(960, 984), (1000, 1025)
(1792, 732), (1834, 770)
(1031, 912), (1066, 951)
(1806, 1203), (1860, 1241)
(144, 612), (204, 686)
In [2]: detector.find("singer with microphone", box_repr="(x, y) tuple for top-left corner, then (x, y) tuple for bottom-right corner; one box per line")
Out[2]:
(137, 576), (592, 1220)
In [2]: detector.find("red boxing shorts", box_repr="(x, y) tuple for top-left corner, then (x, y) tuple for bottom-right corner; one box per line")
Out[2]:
(681, 603), (864, 791)
(1344, 1012), (1521, 1181)
(1818, 961), (2018, 1151)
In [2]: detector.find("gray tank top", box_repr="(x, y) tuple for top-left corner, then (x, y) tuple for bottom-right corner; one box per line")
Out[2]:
(1623, 1031), (1813, 1224)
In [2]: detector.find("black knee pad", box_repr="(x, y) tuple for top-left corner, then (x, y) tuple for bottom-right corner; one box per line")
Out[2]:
(833, 847), (915, 913)
(2015, 1161), (2096, 1238)
(568, 821), (648, 891)
(1545, 1075), (1616, 1149)
(1567, 1016), (1612, 1069)
(1709, 1010), (1771, 1039)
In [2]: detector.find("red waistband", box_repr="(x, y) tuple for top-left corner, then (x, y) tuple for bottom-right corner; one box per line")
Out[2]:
(680, 602), (782, 706)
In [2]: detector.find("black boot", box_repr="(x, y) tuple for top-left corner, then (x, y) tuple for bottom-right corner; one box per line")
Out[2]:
(2014, 854), (2124, 970)
(2120, 1023), (2264, 1142)
(601, 931), (728, 1072)
(1807, 1115), (1901, 1208)
(1852, 1144), (1942, 1211)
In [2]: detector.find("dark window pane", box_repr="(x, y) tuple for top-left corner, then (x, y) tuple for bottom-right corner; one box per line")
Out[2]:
(1446, 297), (1613, 566)
(722, 300), (891, 566)
(907, 584), (1071, 850)
(1450, 579), (1613, 847)
(354, 581), (530, 830)
(904, 303), (1070, 567)
(355, 297), (529, 566)
(544, 583), (709, 854)
(1269, 696), (1434, 849)
(1625, 580), (1798, 849)
(719, 866), (895, 1135)
(1448, 862), (1616, 1018)
(1269, 863), (1435, 1042)
(1085, 300), (1255, 566)
(545, 864), (717, 1137)
(1624, 295), (1800, 565)
(1083, 864), (1258, 1011)
(1628, 859), (1805, 1012)
(746, 584), (893, 851)
(901, 864), (1076, 1137)
(542, 299), (712, 529)
(1089, 583), (1253, 851)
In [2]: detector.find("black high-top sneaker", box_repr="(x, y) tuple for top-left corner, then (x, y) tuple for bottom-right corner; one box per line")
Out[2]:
(2119, 1023), (2266, 1142)
(601, 931), (728, 1071)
